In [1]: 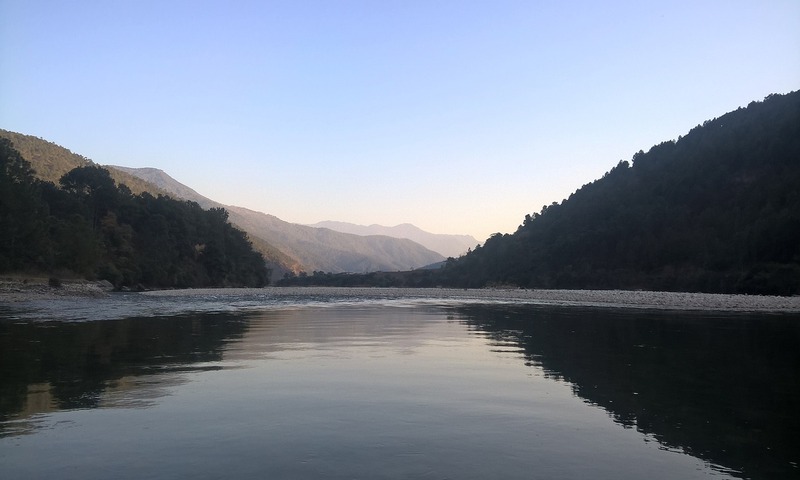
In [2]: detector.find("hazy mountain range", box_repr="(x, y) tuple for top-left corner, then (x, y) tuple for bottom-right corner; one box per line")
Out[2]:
(111, 167), (476, 259)
(109, 166), (448, 274)
(308, 221), (477, 258)
(0, 129), (460, 280)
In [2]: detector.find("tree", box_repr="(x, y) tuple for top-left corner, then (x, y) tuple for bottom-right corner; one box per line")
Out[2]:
(0, 138), (49, 270)
(60, 166), (122, 230)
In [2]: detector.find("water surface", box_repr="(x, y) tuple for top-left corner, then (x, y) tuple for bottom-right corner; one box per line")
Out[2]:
(1, 289), (798, 479)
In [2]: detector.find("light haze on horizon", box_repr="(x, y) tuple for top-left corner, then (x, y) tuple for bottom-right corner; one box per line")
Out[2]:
(1, 1), (798, 241)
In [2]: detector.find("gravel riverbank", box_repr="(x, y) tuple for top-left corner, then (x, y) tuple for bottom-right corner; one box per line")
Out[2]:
(142, 286), (800, 313)
(3, 280), (799, 313)
(0, 277), (113, 301)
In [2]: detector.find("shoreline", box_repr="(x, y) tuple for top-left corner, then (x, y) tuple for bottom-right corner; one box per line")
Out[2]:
(147, 286), (800, 313)
(0, 277), (113, 301)
(2, 280), (800, 313)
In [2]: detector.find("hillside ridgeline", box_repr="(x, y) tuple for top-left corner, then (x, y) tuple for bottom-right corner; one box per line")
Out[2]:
(0, 130), (172, 198)
(444, 91), (800, 295)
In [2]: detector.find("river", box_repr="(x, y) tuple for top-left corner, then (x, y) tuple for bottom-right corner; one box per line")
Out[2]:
(1, 288), (798, 479)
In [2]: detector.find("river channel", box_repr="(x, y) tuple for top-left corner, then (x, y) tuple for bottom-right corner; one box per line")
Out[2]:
(1, 288), (798, 479)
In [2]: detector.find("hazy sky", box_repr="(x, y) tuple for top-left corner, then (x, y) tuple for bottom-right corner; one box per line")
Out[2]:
(1, 1), (798, 240)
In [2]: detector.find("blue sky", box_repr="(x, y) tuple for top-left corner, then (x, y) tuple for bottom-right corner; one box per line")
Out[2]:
(1, 1), (798, 240)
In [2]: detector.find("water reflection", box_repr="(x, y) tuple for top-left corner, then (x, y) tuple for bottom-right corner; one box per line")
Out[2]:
(0, 313), (249, 434)
(0, 306), (439, 437)
(456, 305), (800, 480)
(1, 301), (798, 479)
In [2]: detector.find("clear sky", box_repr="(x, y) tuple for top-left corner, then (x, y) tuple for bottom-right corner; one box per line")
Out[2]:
(1, 1), (798, 240)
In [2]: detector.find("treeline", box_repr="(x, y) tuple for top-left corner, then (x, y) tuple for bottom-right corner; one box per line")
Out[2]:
(443, 91), (800, 295)
(278, 269), (441, 287)
(0, 139), (268, 288)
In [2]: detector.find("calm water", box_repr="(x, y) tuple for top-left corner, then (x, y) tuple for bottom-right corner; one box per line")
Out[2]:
(1, 289), (798, 479)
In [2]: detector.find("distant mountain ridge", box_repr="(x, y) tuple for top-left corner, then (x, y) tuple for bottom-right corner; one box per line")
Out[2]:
(108, 166), (445, 275)
(227, 206), (445, 273)
(308, 221), (478, 258)
(114, 166), (470, 262)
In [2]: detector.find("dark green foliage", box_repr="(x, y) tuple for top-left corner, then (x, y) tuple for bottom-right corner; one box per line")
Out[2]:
(60, 165), (120, 230)
(441, 91), (800, 295)
(0, 138), (50, 271)
(0, 145), (268, 288)
(277, 268), (443, 288)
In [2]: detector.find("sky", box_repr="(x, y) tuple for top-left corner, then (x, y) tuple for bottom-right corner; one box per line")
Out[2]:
(1, 1), (798, 241)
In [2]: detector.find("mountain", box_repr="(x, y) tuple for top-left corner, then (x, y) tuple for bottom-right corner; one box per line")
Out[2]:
(0, 130), (171, 198)
(0, 131), (444, 279)
(109, 166), (299, 277)
(109, 166), (205, 202)
(308, 221), (478, 258)
(226, 206), (445, 273)
(439, 91), (800, 295)
(0, 139), (269, 287)
(0, 131), (297, 279)
(109, 166), (445, 274)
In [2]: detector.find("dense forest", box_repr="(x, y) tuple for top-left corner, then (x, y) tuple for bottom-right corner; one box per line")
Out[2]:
(443, 91), (800, 295)
(282, 91), (800, 295)
(0, 139), (269, 288)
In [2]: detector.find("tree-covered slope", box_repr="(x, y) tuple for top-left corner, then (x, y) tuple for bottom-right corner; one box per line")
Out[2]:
(0, 140), (269, 288)
(0, 131), (444, 278)
(442, 91), (800, 295)
(0, 133), (298, 279)
(0, 130), (171, 197)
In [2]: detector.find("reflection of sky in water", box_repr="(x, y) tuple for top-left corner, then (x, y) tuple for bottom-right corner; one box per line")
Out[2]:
(2, 294), (795, 479)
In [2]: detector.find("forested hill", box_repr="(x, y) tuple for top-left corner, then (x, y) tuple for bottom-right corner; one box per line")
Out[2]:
(0, 139), (269, 288)
(0, 129), (171, 197)
(440, 91), (800, 295)
(0, 131), (310, 279)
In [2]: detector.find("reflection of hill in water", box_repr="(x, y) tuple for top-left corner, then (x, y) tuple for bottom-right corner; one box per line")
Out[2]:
(458, 305), (800, 480)
(0, 313), (250, 434)
(0, 305), (435, 437)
